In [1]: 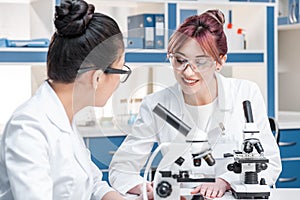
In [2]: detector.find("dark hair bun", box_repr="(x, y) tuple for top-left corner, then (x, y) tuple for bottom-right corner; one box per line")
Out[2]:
(55, 0), (95, 37)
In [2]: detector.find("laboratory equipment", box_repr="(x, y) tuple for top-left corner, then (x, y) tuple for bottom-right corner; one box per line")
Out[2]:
(143, 103), (216, 200)
(226, 100), (270, 199)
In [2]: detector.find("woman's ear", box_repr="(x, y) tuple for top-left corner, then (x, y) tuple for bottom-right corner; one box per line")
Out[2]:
(92, 70), (104, 90)
(220, 54), (227, 65)
(216, 54), (227, 72)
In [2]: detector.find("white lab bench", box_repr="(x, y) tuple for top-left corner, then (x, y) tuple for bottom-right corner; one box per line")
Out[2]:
(125, 188), (300, 199)
(278, 111), (300, 130)
(221, 188), (300, 200)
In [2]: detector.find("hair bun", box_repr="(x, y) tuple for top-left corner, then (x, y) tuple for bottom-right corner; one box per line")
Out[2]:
(207, 9), (225, 26)
(55, 0), (95, 37)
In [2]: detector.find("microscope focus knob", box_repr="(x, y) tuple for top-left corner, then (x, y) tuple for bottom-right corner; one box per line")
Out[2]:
(261, 163), (268, 170)
(227, 162), (242, 174)
(227, 164), (234, 171)
(156, 181), (172, 198)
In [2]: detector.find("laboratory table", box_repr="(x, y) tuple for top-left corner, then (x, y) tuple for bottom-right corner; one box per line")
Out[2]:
(125, 188), (300, 199)
(220, 188), (300, 199)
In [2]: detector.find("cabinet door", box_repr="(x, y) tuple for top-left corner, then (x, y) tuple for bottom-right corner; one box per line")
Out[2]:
(88, 136), (162, 182)
(89, 136), (126, 170)
(279, 129), (300, 158)
(276, 160), (300, 188)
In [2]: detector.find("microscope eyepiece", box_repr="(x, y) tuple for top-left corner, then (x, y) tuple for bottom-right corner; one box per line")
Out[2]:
(243, 100), (254, 123)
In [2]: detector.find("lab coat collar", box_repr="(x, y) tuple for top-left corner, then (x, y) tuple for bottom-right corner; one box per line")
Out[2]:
(38, 81), (92, 175)
(38, 81), (74, 134)
(215, 72), (233, 111)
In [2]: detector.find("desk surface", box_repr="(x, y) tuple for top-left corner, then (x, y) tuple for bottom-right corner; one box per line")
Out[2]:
(126, 188), (300, 200)
(220, 188), (300, 200)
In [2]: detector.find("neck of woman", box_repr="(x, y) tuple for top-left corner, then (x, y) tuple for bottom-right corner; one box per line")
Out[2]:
(48, 81), (77, 124)
(183, 77), (218, 106)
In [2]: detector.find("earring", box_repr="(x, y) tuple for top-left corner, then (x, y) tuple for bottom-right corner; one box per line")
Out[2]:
(216, 67), (220, 71)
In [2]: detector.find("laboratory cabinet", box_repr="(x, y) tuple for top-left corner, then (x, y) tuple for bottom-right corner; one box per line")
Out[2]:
(85, 136), (126, 182)
(278, 0), (300, 27)
(277, 2), (300, 188)
(84, 134), (162, 182)
(276, 129), (300, 188)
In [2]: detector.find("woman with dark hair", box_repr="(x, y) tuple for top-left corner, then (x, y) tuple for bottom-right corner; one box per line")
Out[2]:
(0, 0), (129, 199)
(109, 9), (281, 199)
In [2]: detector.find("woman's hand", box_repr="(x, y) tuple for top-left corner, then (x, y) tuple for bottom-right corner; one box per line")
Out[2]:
(190, 178), (231, 198)
(128, 182), (154, 200)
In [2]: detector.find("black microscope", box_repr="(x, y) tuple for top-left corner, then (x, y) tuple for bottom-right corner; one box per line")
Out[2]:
(226, 100), (270, 199)
(149, 103), (216, 200)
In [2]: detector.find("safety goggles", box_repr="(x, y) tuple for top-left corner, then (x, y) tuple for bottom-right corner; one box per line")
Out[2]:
(168, 53), (215, 72)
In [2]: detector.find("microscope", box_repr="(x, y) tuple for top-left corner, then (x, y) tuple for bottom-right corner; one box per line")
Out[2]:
(143, 103), (216, 200)
(226, 100), (270, 199)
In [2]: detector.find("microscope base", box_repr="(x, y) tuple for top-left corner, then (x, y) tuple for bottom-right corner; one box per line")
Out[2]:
(231, 183), (270, 199)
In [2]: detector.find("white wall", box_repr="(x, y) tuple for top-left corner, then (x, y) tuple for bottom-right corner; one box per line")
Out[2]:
(0, 1), (51, 130)
(278, 29), (300, 112)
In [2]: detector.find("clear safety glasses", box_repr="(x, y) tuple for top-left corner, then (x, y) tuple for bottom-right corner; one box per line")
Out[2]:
(168, 53), (216, 72)
(77, 64), (132, 83)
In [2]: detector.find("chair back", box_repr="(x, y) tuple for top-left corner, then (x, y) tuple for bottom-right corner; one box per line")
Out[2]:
(268, 117), (280, 144)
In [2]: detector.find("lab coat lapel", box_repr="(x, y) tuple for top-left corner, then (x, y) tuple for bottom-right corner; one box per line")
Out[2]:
(215, 73), (233, 111)
(71, 123), (92, 176)
(207, 73), (234, 145)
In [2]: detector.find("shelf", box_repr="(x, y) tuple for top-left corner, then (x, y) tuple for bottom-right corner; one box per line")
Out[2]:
(0, 48), (48, 64)
(278, 111), (300, 130)
(278, 23), (300, 31)
(175, 0), (275, 6)
(0, 48), (264, 64)
(126, 51), (264, 63)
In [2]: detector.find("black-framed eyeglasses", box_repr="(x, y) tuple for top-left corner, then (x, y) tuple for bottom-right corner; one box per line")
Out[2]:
(77, 64), (132, 83)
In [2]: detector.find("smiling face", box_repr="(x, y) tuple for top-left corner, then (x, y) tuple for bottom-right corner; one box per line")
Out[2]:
(171, 38), (221, 104)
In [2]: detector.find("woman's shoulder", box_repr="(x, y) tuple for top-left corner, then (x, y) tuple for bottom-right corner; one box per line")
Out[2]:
(144, 83), (181, 101)
(6, 98), (45, 132)
(222, 75), (260, 92)
(141, 83), (184, 112)
(6, 83), (53, 131)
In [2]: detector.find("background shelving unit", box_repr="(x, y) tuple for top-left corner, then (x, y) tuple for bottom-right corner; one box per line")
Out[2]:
(0, 0), (277, 183)
(0, 0), (54, 126)
(276, 0), (300, 188)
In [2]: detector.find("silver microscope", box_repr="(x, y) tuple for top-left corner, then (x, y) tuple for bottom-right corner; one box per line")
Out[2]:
(143, 103), (216, 200)
(226, 100), (270, 199)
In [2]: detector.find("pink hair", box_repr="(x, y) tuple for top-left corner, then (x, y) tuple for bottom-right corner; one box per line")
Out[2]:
(168, 9), (228, 65)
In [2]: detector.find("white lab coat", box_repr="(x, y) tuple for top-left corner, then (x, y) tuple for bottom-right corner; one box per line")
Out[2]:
(0, 81), (114, 200)
(109, 73), (282, 195)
